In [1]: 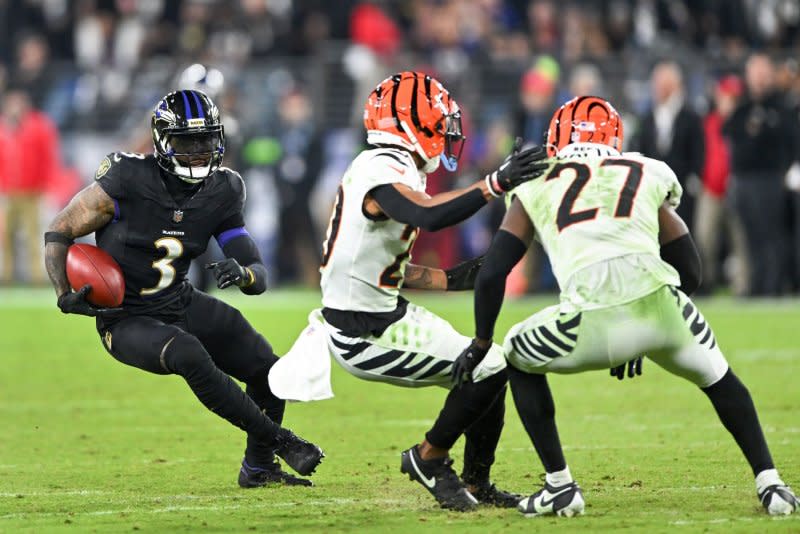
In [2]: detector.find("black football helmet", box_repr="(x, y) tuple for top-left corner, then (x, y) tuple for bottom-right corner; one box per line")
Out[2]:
(151, 90), (225, 183)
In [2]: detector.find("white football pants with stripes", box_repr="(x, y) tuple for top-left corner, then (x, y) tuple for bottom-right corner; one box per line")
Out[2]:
(313, 304), (507, 388)
(503, 285), (729, 388)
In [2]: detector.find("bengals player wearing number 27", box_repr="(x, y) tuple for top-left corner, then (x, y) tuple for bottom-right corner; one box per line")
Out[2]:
(463, 96), (798, 517)
(43, 90), (324, 487)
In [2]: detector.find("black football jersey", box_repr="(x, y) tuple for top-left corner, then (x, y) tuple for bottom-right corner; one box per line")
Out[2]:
(94, 152), (245, 313)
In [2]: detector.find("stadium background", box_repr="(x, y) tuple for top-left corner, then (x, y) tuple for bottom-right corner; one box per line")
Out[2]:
(2, 0), (800, 296)
(2, 2), (800, 532)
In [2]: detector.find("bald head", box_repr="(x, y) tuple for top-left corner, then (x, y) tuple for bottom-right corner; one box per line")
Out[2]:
(651, 61), (683, 104)
(745, 54), (775, 100)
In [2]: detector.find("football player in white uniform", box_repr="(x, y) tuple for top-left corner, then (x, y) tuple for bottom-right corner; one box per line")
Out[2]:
(459, 96), (798, 517)
(314, 72), (548, 511)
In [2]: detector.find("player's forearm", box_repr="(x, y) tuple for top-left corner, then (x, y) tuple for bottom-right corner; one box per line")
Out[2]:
(44, 241), (71, 297)
(220, 233), (267, 295)
(474, 230), (528, 340)
(370, 185), (487, 232)
(660, 233), (702, 295)
(240, 263), (267, 295)
(403, 264), (447, 290)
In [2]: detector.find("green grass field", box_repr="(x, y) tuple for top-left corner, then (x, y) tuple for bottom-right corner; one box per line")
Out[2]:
(1, 288), (798, 533)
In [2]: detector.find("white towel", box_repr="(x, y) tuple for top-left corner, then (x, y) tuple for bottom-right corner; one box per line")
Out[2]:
(268, 314), (334, 402)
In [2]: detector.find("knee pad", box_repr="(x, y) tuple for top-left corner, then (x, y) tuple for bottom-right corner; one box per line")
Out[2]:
(161, 333), (213, 375)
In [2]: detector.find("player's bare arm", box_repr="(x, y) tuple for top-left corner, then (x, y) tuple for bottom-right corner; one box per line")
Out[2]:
(404, 264), (447, 290)
(44, 183), (116, 297)
(404, 254), (486, 291)
(658, 201), (702, 294)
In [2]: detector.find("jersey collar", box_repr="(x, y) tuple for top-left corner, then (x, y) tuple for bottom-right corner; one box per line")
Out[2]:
(557, 143), (621, 159)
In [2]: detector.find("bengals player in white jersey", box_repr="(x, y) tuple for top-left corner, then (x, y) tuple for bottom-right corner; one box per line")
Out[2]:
(459, 96), (798, 517)
(313, 72), (548, 511)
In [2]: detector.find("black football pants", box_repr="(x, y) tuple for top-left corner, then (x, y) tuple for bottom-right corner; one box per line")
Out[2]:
(98, 290), (284, 467)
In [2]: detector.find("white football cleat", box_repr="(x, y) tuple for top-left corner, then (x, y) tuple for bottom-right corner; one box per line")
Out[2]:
(518, 481), (585, 517)
(759, 484), (799, 516)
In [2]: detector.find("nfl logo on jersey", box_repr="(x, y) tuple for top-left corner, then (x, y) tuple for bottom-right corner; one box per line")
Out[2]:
(173, 210), (184, 223)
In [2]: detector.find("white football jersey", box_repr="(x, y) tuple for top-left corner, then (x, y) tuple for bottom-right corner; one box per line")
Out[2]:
(320, 147), (425, 312)
(512, 143), (683, 311)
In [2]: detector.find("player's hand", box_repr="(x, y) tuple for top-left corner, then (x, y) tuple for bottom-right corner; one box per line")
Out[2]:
(451, 339), (491, 388)
(485, 137), (549, 196)
(445, 255), (485, 291)
(205, 259), (253, 289)
(610, 357), (643, 380)
(57, 285), (124, 318)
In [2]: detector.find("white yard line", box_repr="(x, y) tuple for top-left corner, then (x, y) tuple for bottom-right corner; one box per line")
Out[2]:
(0, 497), (405, 520)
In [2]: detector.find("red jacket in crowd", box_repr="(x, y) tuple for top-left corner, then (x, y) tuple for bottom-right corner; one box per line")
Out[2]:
(701, 110), (731, 198)
(0, 110), (59, 194)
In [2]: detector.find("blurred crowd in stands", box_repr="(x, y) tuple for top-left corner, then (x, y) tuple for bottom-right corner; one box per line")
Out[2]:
(2, 0), (800, 297)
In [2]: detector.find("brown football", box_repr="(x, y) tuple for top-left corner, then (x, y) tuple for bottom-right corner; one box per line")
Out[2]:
(66, 243), (125, 307)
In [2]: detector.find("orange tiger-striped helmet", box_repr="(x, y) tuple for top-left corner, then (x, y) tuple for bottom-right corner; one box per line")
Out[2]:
(545, 96), (623, 157)
(364, 71), (465, 172)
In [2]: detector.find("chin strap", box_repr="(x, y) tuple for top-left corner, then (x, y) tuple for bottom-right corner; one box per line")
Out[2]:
(440, 153), (458, 172)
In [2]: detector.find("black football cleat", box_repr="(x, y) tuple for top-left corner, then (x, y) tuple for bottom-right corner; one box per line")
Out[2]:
(238, 459), (313, 488)
(469, 480), (522, 508)
(272, 429), (324, 477)
(400, 445), (478, 512)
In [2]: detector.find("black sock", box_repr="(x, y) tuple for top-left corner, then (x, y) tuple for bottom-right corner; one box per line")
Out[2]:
(701, 368), (774, 475)
(163, 334), (281, 445)
(425, 369), (507, 450)
(462, 386), (506, 485)
(508, 366), (566, 473)
(244, 374), (286, 467)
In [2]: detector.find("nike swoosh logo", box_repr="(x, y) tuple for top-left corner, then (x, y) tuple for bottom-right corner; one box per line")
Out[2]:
(388, 164), (406, 175)
(408, 452), (436, 489)
(538, 486), (573, 508)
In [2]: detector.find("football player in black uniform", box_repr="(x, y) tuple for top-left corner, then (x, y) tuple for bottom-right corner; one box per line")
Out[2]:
(43, 90), (324, 487)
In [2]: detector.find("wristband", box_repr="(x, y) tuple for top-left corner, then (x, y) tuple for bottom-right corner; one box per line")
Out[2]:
(485, 173), (502, 198)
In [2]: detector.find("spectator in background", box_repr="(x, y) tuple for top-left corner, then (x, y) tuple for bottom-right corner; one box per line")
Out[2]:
(513, 60), (559, 292)
(12, 33), (51, 109)
(0, 86), (60, 284)
(631, 60), (704, 230)
(724, 53), (796, 296)
(514, 61), (559, 145)
(695, 75), (749, 295)
(273, 88), (323, 286)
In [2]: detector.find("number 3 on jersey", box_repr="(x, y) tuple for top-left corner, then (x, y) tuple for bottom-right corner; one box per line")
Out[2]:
(140, 237), (183, 295)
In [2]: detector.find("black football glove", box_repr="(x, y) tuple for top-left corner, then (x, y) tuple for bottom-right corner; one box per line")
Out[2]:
(445, 255), (485, 291)
(485, 137), (549, 196)
(205, 259), (253, 290)
(57, 285), (124, 318)
(451, 339), (491, 388)
(610, 357), (643, 380)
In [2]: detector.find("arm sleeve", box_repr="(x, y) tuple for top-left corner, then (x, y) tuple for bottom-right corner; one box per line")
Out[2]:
(660, 233), (701, 295)
(474, 230), (529, 340)
(220, 231), (267, 295)
(370, 184), (487, 232)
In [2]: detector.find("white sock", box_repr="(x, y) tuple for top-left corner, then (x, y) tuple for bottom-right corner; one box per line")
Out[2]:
(755, 468), (784, 494)
(546, 466), (574, 487)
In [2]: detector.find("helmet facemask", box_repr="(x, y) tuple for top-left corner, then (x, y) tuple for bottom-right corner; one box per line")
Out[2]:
(151, 90), (226, 184)
(158, 128), (224, 183)
(436, 102), (465, 171)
